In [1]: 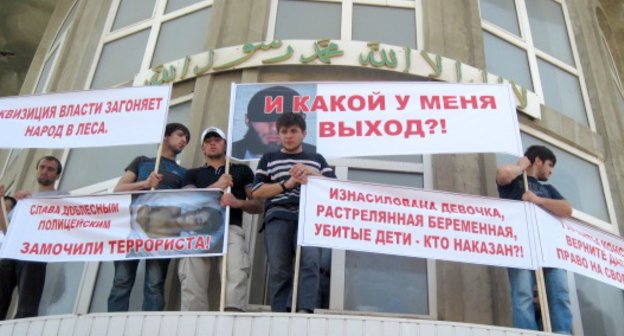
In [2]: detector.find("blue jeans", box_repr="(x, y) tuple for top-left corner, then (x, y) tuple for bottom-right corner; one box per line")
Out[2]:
(508, 267), (572, 334)
(107, 259), (170, 312)
(264, 217), (321, 312)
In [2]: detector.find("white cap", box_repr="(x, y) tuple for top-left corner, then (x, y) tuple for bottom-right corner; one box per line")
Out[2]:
(200, 127), (225, 144)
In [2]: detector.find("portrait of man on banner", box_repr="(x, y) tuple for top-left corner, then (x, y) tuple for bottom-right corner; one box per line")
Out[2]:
(230, 84), (318, 160)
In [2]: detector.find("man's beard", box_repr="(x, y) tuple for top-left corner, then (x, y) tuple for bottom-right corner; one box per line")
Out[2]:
(37, 177), (55, 186)
(245, 129), (280, 154)
(207, 152), (225, 160)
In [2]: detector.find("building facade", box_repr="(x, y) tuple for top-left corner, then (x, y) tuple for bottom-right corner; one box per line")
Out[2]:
(1, 0), (623, 335)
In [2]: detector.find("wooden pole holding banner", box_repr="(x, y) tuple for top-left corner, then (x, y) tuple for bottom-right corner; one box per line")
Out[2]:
(523, 172), (552, 333)
(219, 157), (231, 312)
(151, 144), (164, 191)
(0, 197), (8, 234)
(291, 245), (302, 313)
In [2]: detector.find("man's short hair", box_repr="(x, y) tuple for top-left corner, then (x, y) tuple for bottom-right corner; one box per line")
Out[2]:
(525, 145), (557, 166)
(36, 156), (63, 175)
(276, 112), (306, 132)
(247, 86), (300, 122)
(165, 123), (191, 142)
(3, 196), (17, 211)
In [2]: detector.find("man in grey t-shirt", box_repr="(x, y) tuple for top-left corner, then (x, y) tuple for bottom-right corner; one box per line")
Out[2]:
(0, 156), (65, 320)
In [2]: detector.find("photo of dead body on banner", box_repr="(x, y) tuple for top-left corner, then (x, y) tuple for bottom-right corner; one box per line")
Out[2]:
(0, 189), (226, 262)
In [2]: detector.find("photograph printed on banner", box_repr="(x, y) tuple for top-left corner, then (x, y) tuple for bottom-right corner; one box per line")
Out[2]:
(230, 83), (318, 160)
(127, 190), (225, 257)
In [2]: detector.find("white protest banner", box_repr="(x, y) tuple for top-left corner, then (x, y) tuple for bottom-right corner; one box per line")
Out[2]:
(315, 82), (521, 157)
(0, 85), (171, 148)
(299, 177), (537, 269)
(536, 208), (624, 290)
(0, 189), (226, 262)
(227, 82), (522, 160)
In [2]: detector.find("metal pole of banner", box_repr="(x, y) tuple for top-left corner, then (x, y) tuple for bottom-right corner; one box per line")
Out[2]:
(219, 157), (231, 312)
(291, 244), (302, 313)
(523, 172), (552, 333)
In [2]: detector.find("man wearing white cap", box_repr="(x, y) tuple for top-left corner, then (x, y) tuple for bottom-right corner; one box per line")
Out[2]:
(178, 126), (262, 311)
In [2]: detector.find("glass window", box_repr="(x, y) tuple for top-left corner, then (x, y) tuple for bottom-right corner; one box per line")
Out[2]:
(352, 5), (416, 49)
(91, 1), (213, 89)
(351, 155), (423, 164)
(525, 0), (574, 66)
(112, 0), (157, 31)
(275, 0), (340, 40)
(344, 251), (428, 314)
(35, 48), (60, 94)
(60, 145), (157, 191)
(344, 169), (427, 315)
(483, 31), (533, 91)
(575, 274), (624, 336)
(165, 0), (203, 14)
(59, 101), (191, 191)
(1, 149), (23, 178)
(496, 132), (610, 222)
(151, 7), (212, 67)
(39, 263), (85, 316)
(7, 149), (22, 166)
(91, 29), (150, 89)
(480, 0), (591, 127)
(348, 169), (423, 188)
(480, 0), (520, 36)
(537, 58), (588, 126)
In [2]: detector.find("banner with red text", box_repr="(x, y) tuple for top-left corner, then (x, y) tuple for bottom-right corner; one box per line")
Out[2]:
(0, 85), (170, 148)
(299, 177), (537, 269)
(228, 82), (522, 160)
(0, 189), (226, 262)
(536, 209), (624, 290)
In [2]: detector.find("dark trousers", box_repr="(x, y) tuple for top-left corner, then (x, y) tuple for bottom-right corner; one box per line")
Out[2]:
(0, 259), (47, 320)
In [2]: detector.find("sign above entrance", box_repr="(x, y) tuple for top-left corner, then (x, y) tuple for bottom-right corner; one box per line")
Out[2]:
(133, 40), (540, 119)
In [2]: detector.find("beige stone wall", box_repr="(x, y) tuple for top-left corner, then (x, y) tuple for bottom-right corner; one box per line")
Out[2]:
(421, 0), (510, 326)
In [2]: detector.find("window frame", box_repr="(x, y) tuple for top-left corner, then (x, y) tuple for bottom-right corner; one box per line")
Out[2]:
(84, 0), (213, 90)
(479, 0), (595, 130)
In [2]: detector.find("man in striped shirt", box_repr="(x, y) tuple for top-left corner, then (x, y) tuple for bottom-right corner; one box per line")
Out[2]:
(253, 112), (335, 313)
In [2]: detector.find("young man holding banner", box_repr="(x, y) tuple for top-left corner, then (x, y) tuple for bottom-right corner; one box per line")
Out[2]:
(107, 123), (190, 312)
(496, 145), (573, 334)
(177, 126), (262, 311)
(253, 112), (335, 313)
(0, 156), (65, 320)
